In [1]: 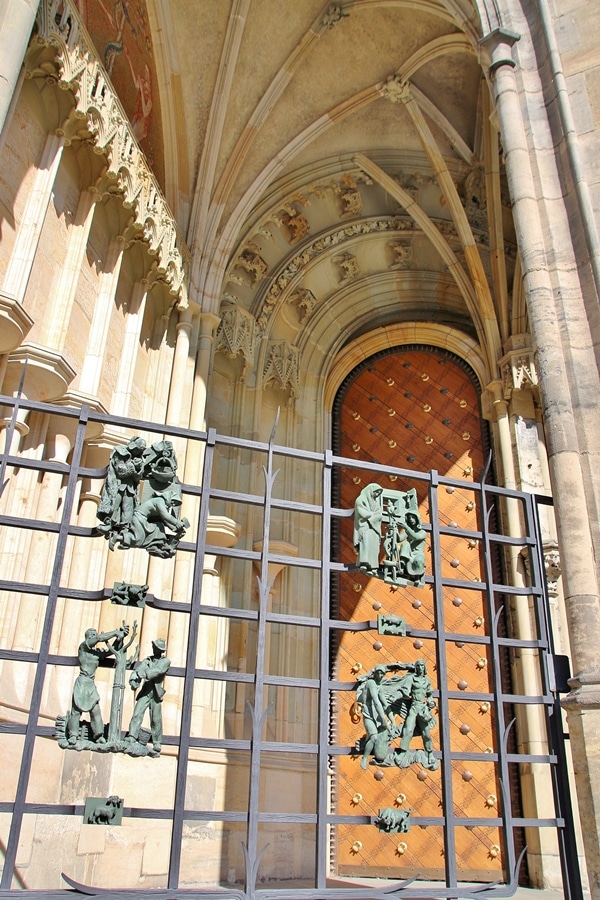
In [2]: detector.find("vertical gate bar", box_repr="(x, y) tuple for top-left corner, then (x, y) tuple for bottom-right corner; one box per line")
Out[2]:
(478, 478), (515, 881)
(527, 493), (583, 900)
(0, 405), (89, 890)
(317, 449), (332, 887)
(428, 470), (457, 889)
(167, 429), (215, 890)
(245, 424), (277, 887)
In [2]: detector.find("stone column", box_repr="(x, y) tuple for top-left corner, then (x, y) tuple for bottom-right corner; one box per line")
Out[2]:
(78, 237), (125, 396)
(0, 0), (40, 139)
(110, 280), (148, 416)
(481, 28), (600, 896)
(166, 307), (195, 427)
(1, 131), (65, 305)
(40, 190), (97, 351)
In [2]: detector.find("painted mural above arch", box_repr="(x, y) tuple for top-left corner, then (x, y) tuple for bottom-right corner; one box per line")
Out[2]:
(74, 0), (164, 188)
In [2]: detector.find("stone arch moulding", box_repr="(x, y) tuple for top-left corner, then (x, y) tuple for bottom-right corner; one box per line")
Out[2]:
(323, 322), (487, 447)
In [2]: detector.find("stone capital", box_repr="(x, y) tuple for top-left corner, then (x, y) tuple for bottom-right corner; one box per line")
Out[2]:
(479, 28), (521, 75)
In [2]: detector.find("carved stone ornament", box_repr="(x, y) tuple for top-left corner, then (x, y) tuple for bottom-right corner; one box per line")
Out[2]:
(320, 3), (349, 29)
(56, 624), (169, 757)
(96, 438), (189, 558)
(375, 807), (412, 833)
(389, 240), (413, 270)
(263, 341), (301, 398)
(289, 288), (320, 322)
(84, 796), (123, 826)
(215, 305), (257, 375)
(354, 660), (439, 771)
(379, 73), (411, 104)
(334, 252), (360, 284)
(231, 242), (268, 286)
(353, 484), (426, 587)
(500, 349), (538, 399)
(275, 207), (310, 244)
(543, 542), (562, 598)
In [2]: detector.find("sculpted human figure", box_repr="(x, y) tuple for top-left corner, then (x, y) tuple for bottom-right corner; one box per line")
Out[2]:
(67, 624), (130, 745)
(97, 437), (146, 549)
(354, 483), (383, 575)
(398, 510), (426, 578)
(396, 658), (438, 768)
(125, 441), (189, 558)
(356, 664), (394, 769)
(125, 638), (171, 753)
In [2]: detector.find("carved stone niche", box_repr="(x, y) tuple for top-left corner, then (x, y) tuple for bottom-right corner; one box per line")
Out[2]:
(263, 341), (301, 400)
(215, 305), (257, 378)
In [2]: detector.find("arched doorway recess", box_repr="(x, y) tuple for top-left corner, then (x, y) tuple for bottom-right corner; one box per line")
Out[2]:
(331, 345), (519, 882)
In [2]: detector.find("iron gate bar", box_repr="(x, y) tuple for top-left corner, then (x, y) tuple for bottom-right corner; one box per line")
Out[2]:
(0, 404), (89, 890)
(528, 493), (583, 900)
(429, 470), (458, 888)
(479, 464), (515, 882)
(244, 418), (279, 891)
(317, 449), (332, 888)
(167, 428), (216, 890)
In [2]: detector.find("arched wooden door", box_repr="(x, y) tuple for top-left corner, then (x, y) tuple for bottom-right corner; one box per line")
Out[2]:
(332, 346), (510, 882)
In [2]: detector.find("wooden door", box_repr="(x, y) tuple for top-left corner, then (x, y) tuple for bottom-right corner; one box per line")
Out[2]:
(333, 347), (506, 882)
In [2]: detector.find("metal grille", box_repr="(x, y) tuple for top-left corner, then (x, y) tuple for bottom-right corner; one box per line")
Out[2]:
(0, 395), (583, 899)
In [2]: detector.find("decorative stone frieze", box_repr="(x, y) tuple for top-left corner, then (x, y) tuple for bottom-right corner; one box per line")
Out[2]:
(500, 347), (538, 399)
(333, 252), (360, 284)
(263, 341), (300, 398)
(26, 0), (189, 305)
(288, 288), (320, 322)
(215, 305), (257, 376)
(254, 216), (417, 329)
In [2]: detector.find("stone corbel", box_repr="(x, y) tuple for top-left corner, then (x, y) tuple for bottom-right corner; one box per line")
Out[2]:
(263, 341), (301, 399)
(0, 292), (34, 354)
(215, 305), (257, 378)
(3, 342), (76, 403)
(252, 540), (299, 584)
(499, 341), (538, 400)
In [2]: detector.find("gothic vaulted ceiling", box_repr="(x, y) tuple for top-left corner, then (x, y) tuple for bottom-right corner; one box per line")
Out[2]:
(145, 0), (517, 393)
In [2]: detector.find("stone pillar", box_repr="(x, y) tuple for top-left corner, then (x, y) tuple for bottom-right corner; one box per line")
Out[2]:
(110, 280), (148, 416)
(1, 131), (65, 305)
(78, 237), (125, 396)
(166, 308), (195, 427)
(481, 28), (600, 896)
(40, 190), (97, 351)
(0, 0), (40, 139)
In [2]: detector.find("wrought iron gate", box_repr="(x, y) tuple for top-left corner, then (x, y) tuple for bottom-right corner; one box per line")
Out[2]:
(0, 394), (584, 899)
